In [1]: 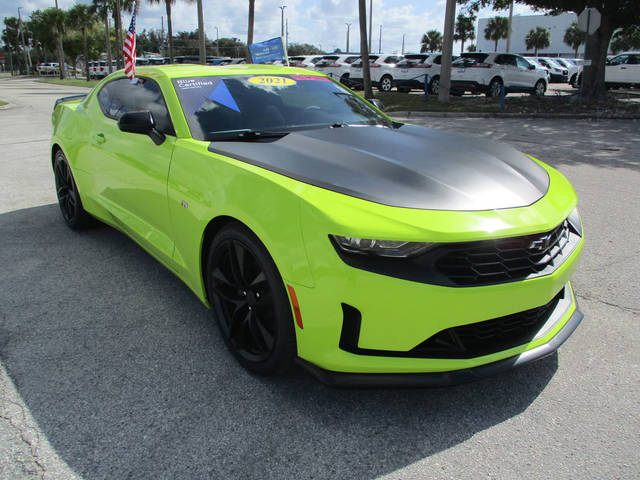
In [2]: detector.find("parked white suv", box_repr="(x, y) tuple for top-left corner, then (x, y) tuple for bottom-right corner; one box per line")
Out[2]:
(451, 53), (548, 97)
(313, 55), (362, 83)
(606, 52), (640, 88)
(534, 57), (568, 83)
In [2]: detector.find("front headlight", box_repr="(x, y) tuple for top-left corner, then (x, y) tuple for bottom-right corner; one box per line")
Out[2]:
(330, 235), (434, 258)
(567, 207), (582, 236)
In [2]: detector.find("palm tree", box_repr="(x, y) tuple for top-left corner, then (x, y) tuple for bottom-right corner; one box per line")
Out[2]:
(525, 27), (550, 56)
(197, 0), (205, 63)
(91, 0), (113, 74)
(67, 4), (96, 81)
(38, 8), (67, 79)
(563, 22), (584, 57)
(484, 16), (509, 51)
(147, 0), (193, 64)
(454, 14), (476, 54)
(358, 0), (373, 99)
(247, 0), (255, 47)
(421, 30), (442, 53)
(114, 0), (136, 68)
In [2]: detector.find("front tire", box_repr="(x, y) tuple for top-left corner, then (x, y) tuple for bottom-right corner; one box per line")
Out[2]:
(378, 75), (393, 92)
(52, 149), (92, 229)
(206, 223), (296, 375)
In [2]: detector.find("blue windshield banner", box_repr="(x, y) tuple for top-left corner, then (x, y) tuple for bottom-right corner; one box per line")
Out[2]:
(248, 37), (286, 64)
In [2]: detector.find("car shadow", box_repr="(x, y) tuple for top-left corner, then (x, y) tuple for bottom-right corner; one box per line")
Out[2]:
(0, 204), (558, 480)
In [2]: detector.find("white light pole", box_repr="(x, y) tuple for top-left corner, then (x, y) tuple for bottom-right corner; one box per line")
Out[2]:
(368, 0), (372, 52)
(17, 7), (32, 72)
(378, 24), (382, 54)
(279, 5), (286, 39)
(401, 33), (405, 55)
(215, 26), (219, 56)
(345, 23), (351, 52)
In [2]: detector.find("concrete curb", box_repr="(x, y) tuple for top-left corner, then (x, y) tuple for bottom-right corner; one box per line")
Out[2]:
(389, 110), (640, 120)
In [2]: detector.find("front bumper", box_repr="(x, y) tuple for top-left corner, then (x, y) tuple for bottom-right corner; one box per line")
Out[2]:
(298, 304), (582, 387)
(290, 160), (583, 379)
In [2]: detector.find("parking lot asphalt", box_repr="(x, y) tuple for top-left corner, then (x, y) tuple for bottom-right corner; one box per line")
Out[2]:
(0, 77), (639, 480)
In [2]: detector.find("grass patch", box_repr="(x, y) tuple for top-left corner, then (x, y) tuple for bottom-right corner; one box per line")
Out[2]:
(0, 100), (7, 106)
(36, 77), (99, 88)
(357, 89), (640, 116)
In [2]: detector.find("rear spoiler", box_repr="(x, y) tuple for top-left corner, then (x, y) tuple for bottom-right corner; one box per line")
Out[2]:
(54, 94), (87, 109)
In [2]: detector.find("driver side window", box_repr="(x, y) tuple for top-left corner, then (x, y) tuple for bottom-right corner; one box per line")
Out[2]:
(97, 77), (175, 135)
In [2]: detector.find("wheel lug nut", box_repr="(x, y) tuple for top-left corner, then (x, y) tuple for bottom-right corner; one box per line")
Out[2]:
(256, 292), (260, 299)
(242, 290), (247, 296)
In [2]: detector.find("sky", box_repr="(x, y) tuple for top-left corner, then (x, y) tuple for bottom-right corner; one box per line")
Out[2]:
(1, 0), (541, 55)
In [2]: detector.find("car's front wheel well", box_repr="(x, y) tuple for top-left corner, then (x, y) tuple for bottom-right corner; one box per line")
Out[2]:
(201, 215), (247, 302)
(51, 143), (62, 167)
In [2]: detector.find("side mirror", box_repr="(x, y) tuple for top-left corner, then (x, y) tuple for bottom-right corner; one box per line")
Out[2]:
(528, 64), (536, 70)
(370, 98), (385, 111)
(118, 110), (165, 145)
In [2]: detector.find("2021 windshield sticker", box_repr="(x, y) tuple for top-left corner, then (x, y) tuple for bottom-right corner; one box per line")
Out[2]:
(248, 76), (296, 86)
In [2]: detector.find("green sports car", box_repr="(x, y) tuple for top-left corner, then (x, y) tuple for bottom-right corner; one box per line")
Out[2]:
(51, 65), (583, 386)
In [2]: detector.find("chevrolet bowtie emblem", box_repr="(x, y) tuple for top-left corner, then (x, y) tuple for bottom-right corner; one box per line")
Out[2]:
(529, 233), (553, 251)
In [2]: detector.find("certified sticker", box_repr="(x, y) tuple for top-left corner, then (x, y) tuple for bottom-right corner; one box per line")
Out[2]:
(248, 76), (296, 86)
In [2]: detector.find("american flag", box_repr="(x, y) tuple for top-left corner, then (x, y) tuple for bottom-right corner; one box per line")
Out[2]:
(123, 2), (137, 80)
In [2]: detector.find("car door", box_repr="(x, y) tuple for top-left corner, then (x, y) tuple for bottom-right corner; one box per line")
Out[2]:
(87, 76), (177, 262)
(606, 55), (628, 83)
(515, 55), (538, 88)
(613, 54), (640, 85)
(494, 54), (519, 88)
(626, 54), (640, 85)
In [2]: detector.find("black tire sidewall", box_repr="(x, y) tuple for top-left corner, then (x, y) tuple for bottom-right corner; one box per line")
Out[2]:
(206, 223), (297, 375)
(53, 150), (91, 230)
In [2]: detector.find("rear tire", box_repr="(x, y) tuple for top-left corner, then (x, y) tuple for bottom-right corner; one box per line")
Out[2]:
(532, 80), (546, 97)
(428, 76), (440, 95)
(486, 77), (503, 98)
(206, 223), (297, 376)
(52, 149), (92, 230)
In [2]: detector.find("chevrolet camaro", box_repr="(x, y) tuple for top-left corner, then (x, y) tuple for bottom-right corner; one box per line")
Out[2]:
(51, 65), (584, 386)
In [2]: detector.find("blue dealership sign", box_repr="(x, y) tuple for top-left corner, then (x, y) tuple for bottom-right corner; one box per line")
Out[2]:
(248, 37), (286, 64)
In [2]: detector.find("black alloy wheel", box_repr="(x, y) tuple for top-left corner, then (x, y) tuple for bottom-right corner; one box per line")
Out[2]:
(206, 224), (296, 375)
(53, 150), (92, 229)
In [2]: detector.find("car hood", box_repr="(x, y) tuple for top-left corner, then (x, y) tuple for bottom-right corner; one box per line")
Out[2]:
(208, 124), (549, 211)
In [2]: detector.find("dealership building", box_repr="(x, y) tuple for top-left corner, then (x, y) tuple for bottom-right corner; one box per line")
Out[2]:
(476, 12), (585, 57)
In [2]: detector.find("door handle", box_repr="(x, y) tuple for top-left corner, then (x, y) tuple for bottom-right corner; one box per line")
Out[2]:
(94, 132), (105, 144)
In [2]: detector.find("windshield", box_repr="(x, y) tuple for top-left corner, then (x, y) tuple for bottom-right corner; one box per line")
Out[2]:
(173, 75), (391, 141)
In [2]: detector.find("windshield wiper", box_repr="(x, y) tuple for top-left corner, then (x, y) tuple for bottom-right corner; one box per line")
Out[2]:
(208, 129), (290, 142)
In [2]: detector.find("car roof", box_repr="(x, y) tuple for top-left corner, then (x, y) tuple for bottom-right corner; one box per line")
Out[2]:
(128, 64), (326, 79)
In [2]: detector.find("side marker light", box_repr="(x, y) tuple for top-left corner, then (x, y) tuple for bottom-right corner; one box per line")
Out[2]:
(287, 285), (303, 329)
